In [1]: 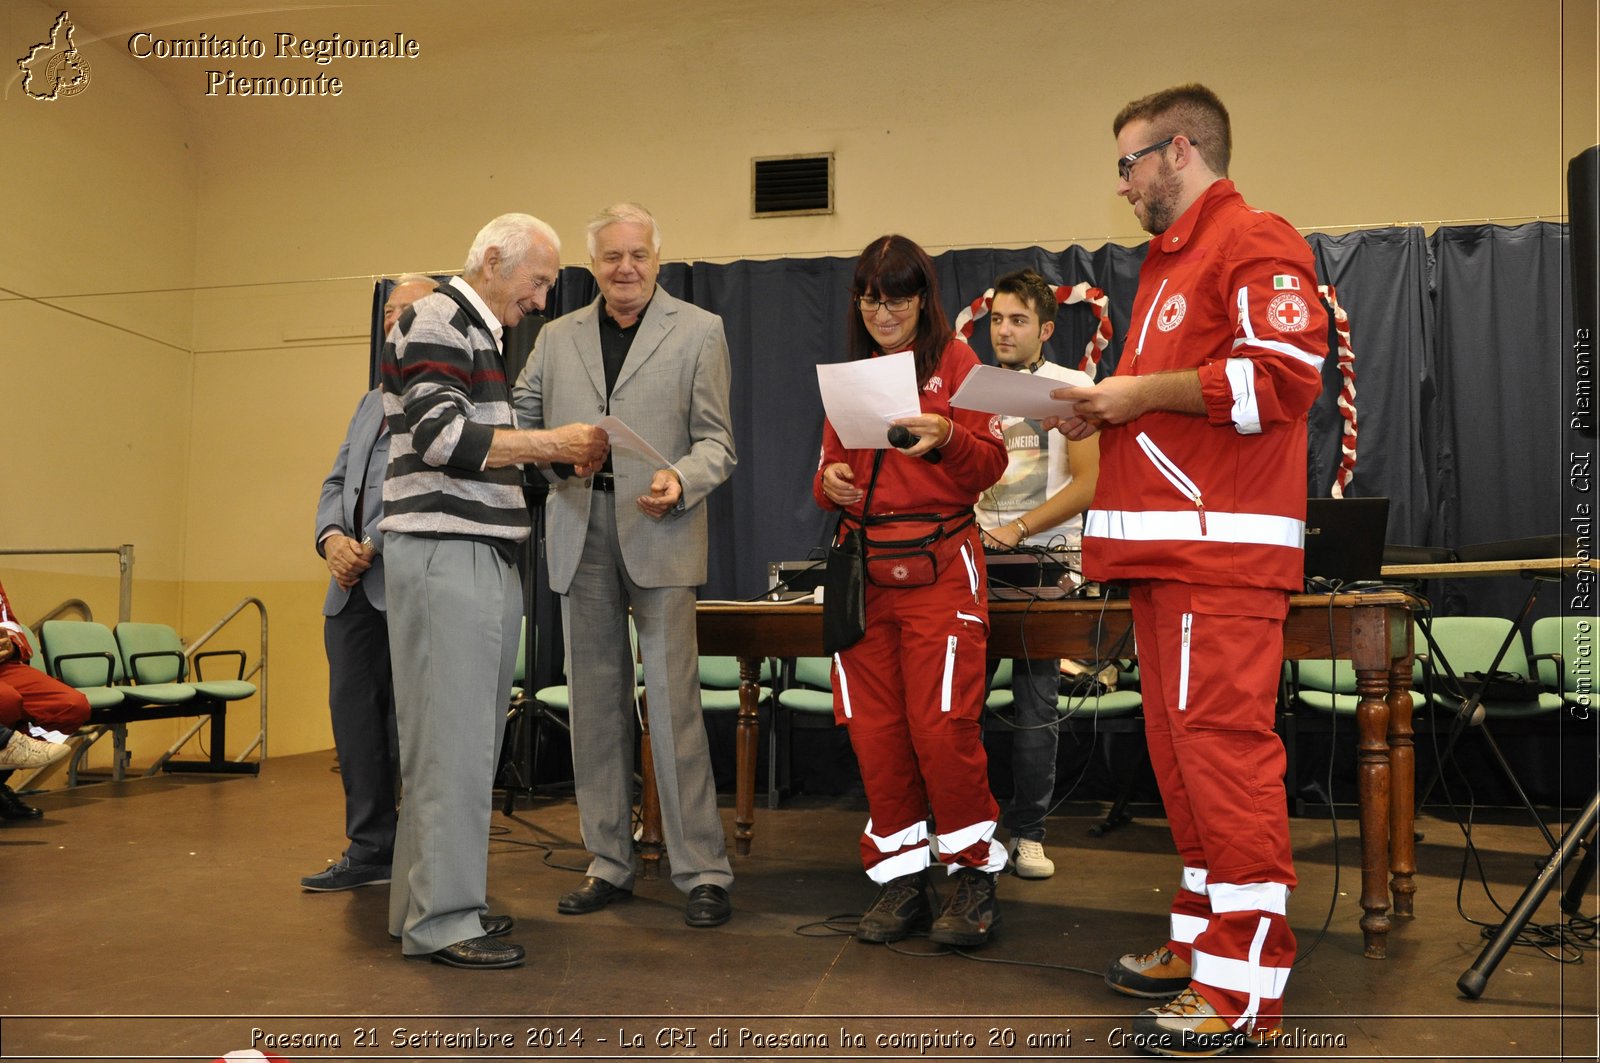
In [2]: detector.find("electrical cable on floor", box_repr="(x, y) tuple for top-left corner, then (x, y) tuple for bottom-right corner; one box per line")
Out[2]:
(1408, 589), (1600, 966)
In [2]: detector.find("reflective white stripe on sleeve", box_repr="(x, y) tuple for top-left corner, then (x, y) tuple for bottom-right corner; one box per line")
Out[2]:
(1232, 334), (1325, 369)
(1171, 912), (1210, 944)
(1209, 880), (1290, 916)
(864, 817), (929, 852)
(1235, 284), (1324, 370)
(1224, 358), (1262, 435)
(1191, 948), (1291, 999)
(1182, 866), (1209, 894)
(834, 652), (853, 719)
(1084, 509), (1303, 547)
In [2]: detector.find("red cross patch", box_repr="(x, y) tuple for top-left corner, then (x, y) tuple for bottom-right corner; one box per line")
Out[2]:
(1267, 292), (1311, 333)
(1156, 293), (1187, 332)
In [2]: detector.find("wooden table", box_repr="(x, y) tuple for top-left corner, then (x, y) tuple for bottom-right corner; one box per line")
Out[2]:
(696, 590), (1418, 959)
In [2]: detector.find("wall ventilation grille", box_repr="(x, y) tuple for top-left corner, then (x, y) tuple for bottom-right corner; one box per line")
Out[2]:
(752, 153), (833, 217)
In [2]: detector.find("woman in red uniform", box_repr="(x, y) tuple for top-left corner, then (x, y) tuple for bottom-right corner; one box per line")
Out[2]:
(814, 234), (1009, 947)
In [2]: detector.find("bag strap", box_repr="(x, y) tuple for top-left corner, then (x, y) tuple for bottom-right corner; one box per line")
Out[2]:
(836, 450), (887, 539)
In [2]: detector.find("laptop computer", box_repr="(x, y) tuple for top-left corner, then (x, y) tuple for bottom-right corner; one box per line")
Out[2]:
(1303, 497), (1390, 585)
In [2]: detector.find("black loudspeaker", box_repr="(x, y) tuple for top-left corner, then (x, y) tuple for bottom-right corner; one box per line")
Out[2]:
(1570, 146), (1598, 437)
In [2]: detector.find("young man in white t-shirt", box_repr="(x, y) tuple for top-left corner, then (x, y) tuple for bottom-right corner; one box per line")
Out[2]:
(975, 269), (1101, 879)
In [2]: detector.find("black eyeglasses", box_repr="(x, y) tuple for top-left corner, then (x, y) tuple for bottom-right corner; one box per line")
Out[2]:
(1117, 136), (1188, 181)
(857, 293), (920, 313)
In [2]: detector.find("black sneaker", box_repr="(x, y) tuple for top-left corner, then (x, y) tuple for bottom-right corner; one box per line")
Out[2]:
(929, 867), (1000, 947)
(856, 870), (939, 943)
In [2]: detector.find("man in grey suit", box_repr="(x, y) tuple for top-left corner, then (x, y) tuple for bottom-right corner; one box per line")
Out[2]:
(302, 275), (435, 892)
(512, 202), (737, 928)
(382, 215), (608, 968)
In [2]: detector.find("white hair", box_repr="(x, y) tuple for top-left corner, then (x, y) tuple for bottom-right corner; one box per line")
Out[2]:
(585, 202), (662, 260)
(463, 213), (561, 277)
(389, 272), (438, 290)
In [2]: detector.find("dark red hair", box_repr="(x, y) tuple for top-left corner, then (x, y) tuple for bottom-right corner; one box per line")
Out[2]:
(849, 234), (952, 387)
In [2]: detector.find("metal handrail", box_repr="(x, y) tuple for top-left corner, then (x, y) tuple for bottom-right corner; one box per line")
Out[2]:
(0, 546), (134, 622)
(30, 598), (93, 627)
(155, 597), (269, 768)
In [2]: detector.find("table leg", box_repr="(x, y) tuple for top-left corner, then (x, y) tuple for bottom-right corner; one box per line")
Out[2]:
(1352, 608), (1394, 959)
(1388, 653), (1417, 918)
(734, 655), (760, 856)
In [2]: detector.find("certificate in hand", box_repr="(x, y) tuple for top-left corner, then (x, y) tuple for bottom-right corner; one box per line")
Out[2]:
(816, 351), (923, 448)
(949, 363), (1094, 418)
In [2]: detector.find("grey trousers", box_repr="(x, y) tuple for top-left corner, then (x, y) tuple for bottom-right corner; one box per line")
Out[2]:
(384, 533), (521, 954)
(561, 495), (732, 895)
(1004, 657), (1061, 841)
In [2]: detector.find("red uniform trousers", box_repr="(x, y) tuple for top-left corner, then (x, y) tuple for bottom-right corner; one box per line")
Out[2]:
(0, 660), (91, 733)
(833, 528), (1005, 883)
(1130, 581), (1297, 1034)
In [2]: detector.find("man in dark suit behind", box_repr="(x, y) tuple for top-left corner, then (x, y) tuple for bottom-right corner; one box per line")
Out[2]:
(512, 202), (737, 928)
(302, 274), (435, 893)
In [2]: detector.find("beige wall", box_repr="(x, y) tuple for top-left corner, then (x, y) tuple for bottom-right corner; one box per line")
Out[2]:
(2, 0), (1592, 775)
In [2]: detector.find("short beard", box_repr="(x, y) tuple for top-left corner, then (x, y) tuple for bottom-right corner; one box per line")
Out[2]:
(1140, 158), (1184, 235)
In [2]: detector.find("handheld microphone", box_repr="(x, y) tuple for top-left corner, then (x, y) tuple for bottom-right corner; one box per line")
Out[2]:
(887, 425), (942, 464)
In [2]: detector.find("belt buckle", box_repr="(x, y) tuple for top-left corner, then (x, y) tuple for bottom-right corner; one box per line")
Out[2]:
(592, 472), (614, 491)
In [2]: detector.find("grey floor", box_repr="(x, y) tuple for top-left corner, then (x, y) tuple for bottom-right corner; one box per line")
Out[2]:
(0, 752), (1594, 1063)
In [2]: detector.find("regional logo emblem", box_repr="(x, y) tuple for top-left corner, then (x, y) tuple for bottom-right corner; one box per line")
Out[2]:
(17, 11), (91, 101)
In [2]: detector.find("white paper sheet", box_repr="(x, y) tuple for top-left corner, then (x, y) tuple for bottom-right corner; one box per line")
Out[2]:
(815, 351), (923, 449)
(596, 415), (672, 469)
(948, 363), (1095, 418)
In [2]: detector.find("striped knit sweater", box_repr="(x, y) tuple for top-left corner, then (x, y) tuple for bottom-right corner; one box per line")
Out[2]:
(377, 280), (530, 544)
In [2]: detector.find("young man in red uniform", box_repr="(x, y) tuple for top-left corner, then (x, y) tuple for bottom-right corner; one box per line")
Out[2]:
(1051, 85), (1327, 1056)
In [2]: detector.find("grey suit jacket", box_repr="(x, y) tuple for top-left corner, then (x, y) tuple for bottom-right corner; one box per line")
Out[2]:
(512, 287), (735, 593)
(316, 388), (389, 615)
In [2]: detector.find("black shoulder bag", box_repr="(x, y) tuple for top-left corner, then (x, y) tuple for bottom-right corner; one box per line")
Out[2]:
(822, 450), (885, 655)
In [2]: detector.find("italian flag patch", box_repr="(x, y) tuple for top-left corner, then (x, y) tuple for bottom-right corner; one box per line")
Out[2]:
(1272, 275), (1301, 290)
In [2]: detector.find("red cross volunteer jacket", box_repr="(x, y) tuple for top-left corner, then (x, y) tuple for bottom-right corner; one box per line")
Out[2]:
(1083, 179), (1328, 591)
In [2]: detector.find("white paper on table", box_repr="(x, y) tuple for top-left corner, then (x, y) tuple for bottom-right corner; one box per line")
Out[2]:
(597, 415), (672, 469)
(815, 351), (923, 449)
(948, 363), (1095, 418)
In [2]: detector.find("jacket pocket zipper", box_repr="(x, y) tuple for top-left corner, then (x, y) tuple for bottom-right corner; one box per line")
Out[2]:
(1135, 432), (1207, 535)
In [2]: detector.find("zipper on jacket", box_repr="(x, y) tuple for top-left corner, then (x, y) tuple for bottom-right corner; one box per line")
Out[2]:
(1132, 278), (1168, 359)
(1178, 612), (1193, 712)
(940, 634), (957, 712)
(1135, 432), (1207, 535)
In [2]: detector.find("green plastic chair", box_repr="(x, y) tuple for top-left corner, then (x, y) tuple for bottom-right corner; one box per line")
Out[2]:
(1529, 614), (1594, 713)
(114, 622), (257, 702)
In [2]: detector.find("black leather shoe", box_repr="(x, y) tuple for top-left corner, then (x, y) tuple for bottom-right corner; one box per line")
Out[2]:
(557, 876), (631, 915)
(429, 936), (524, 969)
(481, 913), (513, 937)
(0, 784), (42, 821)
(684, 884), (731, 928)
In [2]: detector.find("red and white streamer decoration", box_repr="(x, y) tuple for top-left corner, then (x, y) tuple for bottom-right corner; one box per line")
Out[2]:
(1317, 284), (1358, 499)
(953, 282), (1113, 377)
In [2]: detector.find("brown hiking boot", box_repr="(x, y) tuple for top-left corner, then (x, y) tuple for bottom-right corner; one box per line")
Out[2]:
(1106, 945), (1192, 998)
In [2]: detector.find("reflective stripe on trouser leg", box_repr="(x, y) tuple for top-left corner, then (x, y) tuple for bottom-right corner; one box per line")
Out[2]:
(860, 817), (931, 883)
(1168, 865), (1211, 958)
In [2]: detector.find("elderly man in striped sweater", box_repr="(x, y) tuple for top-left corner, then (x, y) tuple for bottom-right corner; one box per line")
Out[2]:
(379, 213), (607, 969)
